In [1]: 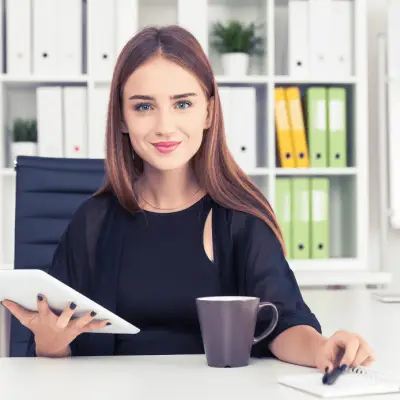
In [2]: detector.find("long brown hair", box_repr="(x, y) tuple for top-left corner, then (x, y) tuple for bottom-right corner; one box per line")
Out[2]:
(95, 25), (286, 255)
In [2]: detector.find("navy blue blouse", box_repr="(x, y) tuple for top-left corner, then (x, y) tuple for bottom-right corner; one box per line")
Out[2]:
(26, 191), (322, 358)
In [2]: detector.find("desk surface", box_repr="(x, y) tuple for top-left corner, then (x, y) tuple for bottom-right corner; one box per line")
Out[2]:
(1, 289), (399, 400)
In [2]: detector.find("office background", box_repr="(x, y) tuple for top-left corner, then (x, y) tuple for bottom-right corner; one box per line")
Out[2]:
(0, 0), (398, 290)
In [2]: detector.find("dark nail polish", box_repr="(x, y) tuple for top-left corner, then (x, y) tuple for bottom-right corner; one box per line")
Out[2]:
(37, 295), (43, 301)
(70, 302), (76, 310)
(90, 311), (97, 317)
(325, 367), (329, 373)
(106, 322), (112, 326)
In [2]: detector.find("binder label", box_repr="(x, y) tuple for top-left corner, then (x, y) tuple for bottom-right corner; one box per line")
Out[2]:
(329, 100), (344, 131)
(312, 190), (327, 221)
(276, 100), (290, 131)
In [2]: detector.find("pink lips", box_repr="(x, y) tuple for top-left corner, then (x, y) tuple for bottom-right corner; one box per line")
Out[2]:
(152, 141), (181, 153)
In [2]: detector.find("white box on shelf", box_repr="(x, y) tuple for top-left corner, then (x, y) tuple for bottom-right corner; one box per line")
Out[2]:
(63, 87), (88, 158)
(288, 0), (309, 77)
(57, 0), (83, 76)
(36, 86), (64, 157)
(88, 86), (109, 159)
(330, 0), (353, 77)
(178, 0), (208, 55)
(90, 0), (116, 80)
(116, 0), (139, 56)
(308, 0), (333, 76)
(6, 0), (32, 75)
(32, 0), (59, 75)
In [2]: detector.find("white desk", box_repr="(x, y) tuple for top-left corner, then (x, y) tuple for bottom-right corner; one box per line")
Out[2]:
(0, 289), (399, 400)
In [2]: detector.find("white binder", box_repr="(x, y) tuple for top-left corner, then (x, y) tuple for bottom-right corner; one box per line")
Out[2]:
(36, 87), (64, 157)
(288, 0), (309, 77)
(32, 0), (59, 75)
(229, 87), (257, 170)
(178, 0), (208, 54)
(218, 86), (231, 145)
(63, 87), (88, 158)
(90, 0), (116, 80)
(330, 0), (353, 77)
(89, 86), (109, 159)
(308, 0), (332, 76)
(219, 87), (256, 170)
(57, 0), (82, 76)
(116, 0), (139, 56)
(6, 0), (32, 74)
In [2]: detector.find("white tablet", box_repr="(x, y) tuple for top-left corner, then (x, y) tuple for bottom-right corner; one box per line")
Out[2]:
(0, 269), (140, 334)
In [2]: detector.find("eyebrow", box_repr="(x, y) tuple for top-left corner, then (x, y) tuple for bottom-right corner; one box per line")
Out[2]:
(128, 93), (198, 101)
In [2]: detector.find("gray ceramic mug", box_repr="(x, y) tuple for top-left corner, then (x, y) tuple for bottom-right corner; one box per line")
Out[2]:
(196, 296), (279, 368)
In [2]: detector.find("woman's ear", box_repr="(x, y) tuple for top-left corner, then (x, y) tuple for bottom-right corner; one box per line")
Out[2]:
(205, 97), (215, 129)
(120, 120), (129, 134)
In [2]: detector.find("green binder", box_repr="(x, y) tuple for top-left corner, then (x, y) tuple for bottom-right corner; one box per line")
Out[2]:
(275, 178), (292, 259)
(307, 87), (328, 167)
(327, 88), (347, 167)
(291, 178), (310, 259)
(310, 178), (330, 258)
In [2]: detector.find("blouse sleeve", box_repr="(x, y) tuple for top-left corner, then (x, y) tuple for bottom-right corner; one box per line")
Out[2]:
(25, 195), (107, 357)
(234, 213), (322, 358)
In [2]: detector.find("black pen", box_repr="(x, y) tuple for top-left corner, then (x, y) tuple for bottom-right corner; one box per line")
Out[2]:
(322, 364), (348, 385)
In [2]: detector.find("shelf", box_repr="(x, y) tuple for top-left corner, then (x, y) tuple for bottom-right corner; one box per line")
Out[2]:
(215, 75), (269, 85)
(274, 76), (358, 85)
(275, 168), (357, 176)
(0, 74), (88, 85)
(295, 270), (392, 287)
(289, 258), (361, 271)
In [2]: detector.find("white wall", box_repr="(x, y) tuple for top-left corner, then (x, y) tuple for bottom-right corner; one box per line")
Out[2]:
(368, 0), (400, 289)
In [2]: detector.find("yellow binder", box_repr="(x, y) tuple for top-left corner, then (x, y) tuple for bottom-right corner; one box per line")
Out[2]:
(275, 88), (295, 168)
(285, 87), (310, 167)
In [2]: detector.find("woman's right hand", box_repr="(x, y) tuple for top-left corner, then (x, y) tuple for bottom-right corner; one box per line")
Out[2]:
(1, 294), (111, 357)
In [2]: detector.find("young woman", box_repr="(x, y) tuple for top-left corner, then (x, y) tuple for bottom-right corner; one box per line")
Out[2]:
(2, 25), (374, 373)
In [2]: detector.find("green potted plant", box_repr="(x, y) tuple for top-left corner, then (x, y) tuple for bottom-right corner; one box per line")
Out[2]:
(10, 118), (37, 162)
(210, 19), (264, 75)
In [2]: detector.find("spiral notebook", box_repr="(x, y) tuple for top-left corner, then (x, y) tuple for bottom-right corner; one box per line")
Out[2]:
(277, 366), (400, 398)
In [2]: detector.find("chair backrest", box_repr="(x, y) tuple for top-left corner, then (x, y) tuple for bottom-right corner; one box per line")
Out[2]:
(9, 156), (105, 357)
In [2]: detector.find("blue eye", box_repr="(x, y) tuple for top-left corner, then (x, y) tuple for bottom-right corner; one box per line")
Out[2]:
(176, 101), (192, 109)
(134, 103), (153, 112)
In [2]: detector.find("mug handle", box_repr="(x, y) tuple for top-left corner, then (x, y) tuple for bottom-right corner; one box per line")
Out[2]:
(253, 302), (279, 345)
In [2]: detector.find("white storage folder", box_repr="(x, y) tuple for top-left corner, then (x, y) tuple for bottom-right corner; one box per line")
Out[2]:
(178, 0), (208, 54)
(63, 87), (88, 158)
(116, 0), (139, 56)
(90, 0), (116, 80)
(6, 0), (32, 74)
(218, 87), (257, 171)
(88, 86), (109, 159)
(288, 0), (309, 77)
(36, 87), (64, 157)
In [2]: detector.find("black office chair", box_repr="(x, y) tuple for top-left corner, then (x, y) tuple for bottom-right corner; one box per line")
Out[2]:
(9, 156), (105, 357)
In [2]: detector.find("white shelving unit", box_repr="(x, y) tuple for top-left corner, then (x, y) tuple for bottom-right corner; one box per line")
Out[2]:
(0, 0), (390, 287)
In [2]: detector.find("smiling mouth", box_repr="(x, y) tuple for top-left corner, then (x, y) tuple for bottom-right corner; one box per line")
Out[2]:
(151, 141), (182, 153)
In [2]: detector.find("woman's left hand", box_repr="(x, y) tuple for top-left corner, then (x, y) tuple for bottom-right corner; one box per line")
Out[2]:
(315, 330), (375, 373)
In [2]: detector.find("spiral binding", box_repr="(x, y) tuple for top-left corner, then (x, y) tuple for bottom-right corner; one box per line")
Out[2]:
(343, 365), (399, 386)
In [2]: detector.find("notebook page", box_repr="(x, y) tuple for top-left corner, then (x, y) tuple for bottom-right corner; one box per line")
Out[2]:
(277, 371), (400, 398)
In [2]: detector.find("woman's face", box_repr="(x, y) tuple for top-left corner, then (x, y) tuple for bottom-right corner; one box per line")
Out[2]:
(121, 56), (214, 171)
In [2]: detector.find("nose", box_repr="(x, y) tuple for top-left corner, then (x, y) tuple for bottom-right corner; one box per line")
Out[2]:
(155, 108), (175, 135)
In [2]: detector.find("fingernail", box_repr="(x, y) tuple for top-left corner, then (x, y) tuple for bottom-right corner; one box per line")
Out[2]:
(70, 302), (76, 310)
(340, 364), (347, 371)
(325, 367), (329, 373)
(90, 311), (97, 317)
(37, 294), (43, 301)
(106, 322), (112, 326)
